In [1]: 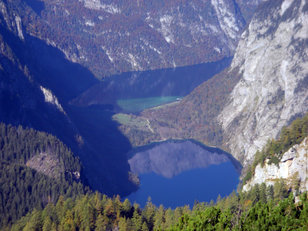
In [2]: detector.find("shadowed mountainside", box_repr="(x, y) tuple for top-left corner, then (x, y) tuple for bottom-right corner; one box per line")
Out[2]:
(0, 9), (137, 196)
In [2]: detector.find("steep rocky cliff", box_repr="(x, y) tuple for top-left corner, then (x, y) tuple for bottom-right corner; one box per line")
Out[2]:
(243, 137), (308, 193)
(218, 0), (308, 165)
(1, 0), (263, 78)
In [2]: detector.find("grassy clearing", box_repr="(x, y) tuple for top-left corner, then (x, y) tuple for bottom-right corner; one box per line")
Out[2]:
(112, 113), (149, 131)
(117, 96), (181, 113)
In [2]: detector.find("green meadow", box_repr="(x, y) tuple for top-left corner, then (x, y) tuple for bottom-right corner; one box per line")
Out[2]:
(117, 96), (181, 113)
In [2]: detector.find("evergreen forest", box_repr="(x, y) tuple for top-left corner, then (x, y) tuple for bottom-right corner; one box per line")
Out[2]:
(0, 123), (89, 228)
(9, 187), (308, 231)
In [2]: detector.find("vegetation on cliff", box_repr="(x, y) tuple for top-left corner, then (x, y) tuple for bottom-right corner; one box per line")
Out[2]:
(243, 113), (308, 185)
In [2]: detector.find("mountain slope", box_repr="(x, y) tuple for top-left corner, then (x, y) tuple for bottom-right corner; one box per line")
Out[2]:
(218, 0), (308, 165)
(2, 0), (263, 78)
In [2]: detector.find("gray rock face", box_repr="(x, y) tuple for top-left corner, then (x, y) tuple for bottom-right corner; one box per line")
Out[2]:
(26, 152), (63, 178)
(243, 138), (308, 193)
(218, 0), (308, 165)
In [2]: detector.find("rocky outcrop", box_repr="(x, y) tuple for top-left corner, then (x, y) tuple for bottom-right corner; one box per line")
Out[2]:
(40, 86), (66, 114)
(218, 0), (308, 165)
(243, 138), (308, 193)
(26, 152), (64, 178)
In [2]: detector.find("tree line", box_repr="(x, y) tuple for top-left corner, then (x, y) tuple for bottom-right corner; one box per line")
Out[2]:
(9, 185), (308, 231)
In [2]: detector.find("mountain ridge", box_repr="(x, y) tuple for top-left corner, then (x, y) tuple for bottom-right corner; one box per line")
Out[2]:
(2, 0), (263, 78)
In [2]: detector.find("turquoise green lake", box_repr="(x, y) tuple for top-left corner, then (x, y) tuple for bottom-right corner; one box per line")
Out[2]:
(117, 96), (181, 113)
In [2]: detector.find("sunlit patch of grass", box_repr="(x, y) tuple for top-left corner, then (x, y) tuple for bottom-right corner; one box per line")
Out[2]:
(112, 113), (148, 130)
(117, 96), (181, 113)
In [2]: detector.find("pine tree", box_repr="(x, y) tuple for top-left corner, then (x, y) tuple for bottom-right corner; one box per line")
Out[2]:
(274, 180), (288, 201)
(266, 185), (274, 201)
(122, 199), (132, 216)
(132, 209), (142, 231)
(23, 209), (42, 231)
(259, 183), (267, 203)
(142, 197), (155, 229)
(141, 221), (149, 231)
(118, 217), (128, 231)
(42, 216), (53, 231)
(153, 204), (164, 230)
(95, 214), (108, 231)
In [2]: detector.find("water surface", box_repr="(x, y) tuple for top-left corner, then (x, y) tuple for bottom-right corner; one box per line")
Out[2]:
(127, 140), (240, 208)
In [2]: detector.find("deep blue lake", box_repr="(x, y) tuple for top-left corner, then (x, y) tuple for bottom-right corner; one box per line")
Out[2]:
(70, 58), (237, 197)
(127, 140), (240, 208)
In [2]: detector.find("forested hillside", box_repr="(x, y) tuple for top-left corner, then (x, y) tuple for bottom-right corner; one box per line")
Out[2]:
(0, 123), (89, 228)
(9, 186), (308, 230)
(115, 67), (242, 147)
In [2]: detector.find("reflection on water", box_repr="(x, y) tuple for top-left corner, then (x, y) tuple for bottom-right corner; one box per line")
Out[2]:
(129, 140), (232, 178)
(127, 140), (240, 208)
